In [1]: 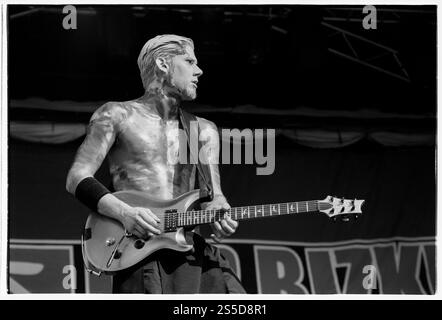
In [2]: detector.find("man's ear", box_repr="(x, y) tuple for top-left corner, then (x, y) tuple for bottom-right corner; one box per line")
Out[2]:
(155, 57), (169, 73)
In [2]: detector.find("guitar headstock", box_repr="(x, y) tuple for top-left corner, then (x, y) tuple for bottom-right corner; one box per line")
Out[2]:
(318, 196), (365, 221)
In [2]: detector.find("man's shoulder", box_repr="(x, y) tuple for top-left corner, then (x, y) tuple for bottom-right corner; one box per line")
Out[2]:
(195, 115), (218, 131)
(96, 100), (138, 112)
(92, 100), (138, 120)
(195, 116), (219, 142)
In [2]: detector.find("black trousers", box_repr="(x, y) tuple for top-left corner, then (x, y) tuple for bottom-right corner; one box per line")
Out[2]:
(112, 232), (246, 294)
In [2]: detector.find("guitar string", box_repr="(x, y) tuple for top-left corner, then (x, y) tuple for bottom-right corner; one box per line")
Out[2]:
(166, 201), (352, 228)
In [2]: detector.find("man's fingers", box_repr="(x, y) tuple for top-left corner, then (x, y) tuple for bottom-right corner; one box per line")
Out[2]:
(212, 221), (229, 237)
(136, 208), (161, 234)
(147, 209), (161, 223)
(134, 225), (158, 239)
(225, 217), (238, 229)
(133, 225), (146, 239)
(137, 208), (160, 224)
(136, 215), (161, 235)
(220, 219), (235, 234)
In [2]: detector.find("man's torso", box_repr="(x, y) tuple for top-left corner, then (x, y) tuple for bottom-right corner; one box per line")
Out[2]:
(107, 99), (196, 199)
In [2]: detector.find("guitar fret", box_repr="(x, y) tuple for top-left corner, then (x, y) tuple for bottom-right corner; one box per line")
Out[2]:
(291, 202), (296, 214)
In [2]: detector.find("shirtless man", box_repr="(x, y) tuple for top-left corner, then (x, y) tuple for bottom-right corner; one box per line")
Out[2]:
(66, 34), (245, 293)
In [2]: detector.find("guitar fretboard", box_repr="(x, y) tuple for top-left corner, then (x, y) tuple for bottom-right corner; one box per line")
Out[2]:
(164, 201), (332, 232)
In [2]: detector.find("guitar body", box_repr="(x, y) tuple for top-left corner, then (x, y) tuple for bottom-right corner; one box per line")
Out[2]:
(82, 189), (202, 274)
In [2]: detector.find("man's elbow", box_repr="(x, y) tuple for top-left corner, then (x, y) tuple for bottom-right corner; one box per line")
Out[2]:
(66, 168), (91, 195)
(65, 170), (77, 195)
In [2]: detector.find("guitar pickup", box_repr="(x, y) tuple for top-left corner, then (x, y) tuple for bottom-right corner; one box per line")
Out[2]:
(165, 209), (177, 213)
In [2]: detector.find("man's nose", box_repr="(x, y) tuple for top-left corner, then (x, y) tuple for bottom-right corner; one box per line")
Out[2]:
(195, 65), (203, 77)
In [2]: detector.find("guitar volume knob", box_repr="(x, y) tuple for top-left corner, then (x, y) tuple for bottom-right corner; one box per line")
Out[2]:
(106, 238), (116, 246)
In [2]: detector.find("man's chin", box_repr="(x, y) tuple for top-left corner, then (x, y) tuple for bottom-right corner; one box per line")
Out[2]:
(181, 91), (197, 101)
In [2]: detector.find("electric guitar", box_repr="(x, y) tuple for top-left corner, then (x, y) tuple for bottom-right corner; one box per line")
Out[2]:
(81, 189), (364, 275)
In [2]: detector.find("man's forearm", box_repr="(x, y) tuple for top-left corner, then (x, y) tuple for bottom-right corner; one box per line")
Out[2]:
(97, 193), (130, 222)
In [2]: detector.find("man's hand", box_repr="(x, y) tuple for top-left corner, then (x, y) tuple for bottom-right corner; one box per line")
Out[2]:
(121, 206), (161, 239)
(204, 195), (239, 243)
(97, 193), (161, 239)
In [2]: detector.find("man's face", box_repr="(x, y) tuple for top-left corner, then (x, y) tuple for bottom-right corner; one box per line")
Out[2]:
(168, 46), (203, 101)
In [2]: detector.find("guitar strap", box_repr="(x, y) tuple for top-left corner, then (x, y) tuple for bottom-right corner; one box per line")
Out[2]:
(179, 108), (214, 202)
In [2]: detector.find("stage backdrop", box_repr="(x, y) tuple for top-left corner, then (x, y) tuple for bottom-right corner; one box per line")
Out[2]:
(9, 135), (435, 294)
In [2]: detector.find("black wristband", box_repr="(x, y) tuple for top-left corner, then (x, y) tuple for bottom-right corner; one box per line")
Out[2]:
(75, 177), (110, 212)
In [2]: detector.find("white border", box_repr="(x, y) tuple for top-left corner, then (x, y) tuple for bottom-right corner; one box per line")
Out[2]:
(1, 0), (440, 301)
(1, 1), (8, 298)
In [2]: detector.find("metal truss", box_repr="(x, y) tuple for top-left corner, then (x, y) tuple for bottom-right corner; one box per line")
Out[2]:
(322, 22), (410, 82)
(323, 6), (435, 25)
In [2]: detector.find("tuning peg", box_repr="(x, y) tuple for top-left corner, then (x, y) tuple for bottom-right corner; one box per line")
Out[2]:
(343, 217), (350, 222)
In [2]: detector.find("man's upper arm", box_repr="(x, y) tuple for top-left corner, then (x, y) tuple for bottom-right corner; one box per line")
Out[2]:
(66, 102), (127, 193)
(197, 117), (224, 197)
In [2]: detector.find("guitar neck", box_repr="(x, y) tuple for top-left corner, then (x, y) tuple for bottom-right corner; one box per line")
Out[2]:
(166, 200), (332, 230)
